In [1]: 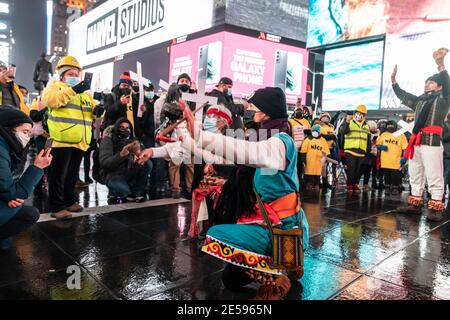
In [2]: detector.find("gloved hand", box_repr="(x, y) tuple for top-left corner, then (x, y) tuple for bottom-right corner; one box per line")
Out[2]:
(72, 81), (90, 94)
(378, 145), (388, 151)
(400, 158), (408, 166)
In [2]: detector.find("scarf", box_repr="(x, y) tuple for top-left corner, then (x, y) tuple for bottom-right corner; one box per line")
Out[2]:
(0, 125), (23, 157)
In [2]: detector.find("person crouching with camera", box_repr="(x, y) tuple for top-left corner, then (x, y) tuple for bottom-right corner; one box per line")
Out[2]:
(99, 118), (149, 204)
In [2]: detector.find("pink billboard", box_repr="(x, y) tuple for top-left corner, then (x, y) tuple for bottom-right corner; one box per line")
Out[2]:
(169, 31), (308, 104)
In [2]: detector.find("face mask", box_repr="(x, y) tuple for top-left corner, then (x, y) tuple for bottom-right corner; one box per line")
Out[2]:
(387, 127), (396, 133)
(15, 131), (31, 148)
(226, 88), (232, 96)
(145, 91), (155, 100)
(65, 77), (80, 87)
(203, 117), (218, 133)
(354, 113), (364, 122)
(117, 128), (131, 140)
(294, 111), (303, 119)
(120, 88), (131, 96)
(243, 110), (258, 129)
(322, 117), (330, 124)
(312, 131), (320, 138)
(178, 84), (190, 93)
(132, 86), (140, 92)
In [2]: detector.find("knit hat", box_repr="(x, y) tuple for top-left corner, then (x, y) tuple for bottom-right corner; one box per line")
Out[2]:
(427, 73), (443, 86)
(247, 87), (288, 119)
(58, 66), (78, 79)
(206, 105), (233, 125)
(0, 105), (33, 128)
(311, 124), (321, 134)
(119, 72), (133, 86)
(177, 73), (191, 83)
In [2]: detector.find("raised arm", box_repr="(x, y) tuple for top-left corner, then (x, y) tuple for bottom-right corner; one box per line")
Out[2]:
(391, 65), (419, 110)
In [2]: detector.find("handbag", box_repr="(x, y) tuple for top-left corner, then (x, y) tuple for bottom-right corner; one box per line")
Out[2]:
(254, 188), (304, 276)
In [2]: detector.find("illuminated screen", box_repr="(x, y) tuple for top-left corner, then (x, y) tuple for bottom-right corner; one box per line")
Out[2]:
(381, 31), (450, 110)
(169, 32), (308, 104)
(307, 0), (450, 48)
(322, 41), (384, 112)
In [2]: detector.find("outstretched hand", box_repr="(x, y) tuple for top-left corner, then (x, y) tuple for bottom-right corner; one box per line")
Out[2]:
(391, 64), (398, 84)
(433, 48), (449, 68)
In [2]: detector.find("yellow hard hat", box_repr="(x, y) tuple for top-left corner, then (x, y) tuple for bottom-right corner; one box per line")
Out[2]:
(356, 104), (367, 114)
(56, 56), (81, 71)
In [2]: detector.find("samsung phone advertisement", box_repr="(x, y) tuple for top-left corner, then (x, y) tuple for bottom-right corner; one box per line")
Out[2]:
(169, 32), (308, 104)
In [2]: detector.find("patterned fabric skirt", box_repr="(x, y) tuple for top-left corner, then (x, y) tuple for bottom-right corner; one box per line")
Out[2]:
(201, 211), (309, 275)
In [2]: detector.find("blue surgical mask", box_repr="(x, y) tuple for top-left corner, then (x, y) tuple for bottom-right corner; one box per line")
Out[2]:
(65, 76), (80, 87)
(145, 91), (155, 100)
(203, 117), (218, 132)
(226, 88), (232, 96)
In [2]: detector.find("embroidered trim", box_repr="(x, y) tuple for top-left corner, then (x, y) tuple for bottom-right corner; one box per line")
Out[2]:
(408, 195), (424, 207)
(428, 200), (445, 212)
(201, 236), (283, 275)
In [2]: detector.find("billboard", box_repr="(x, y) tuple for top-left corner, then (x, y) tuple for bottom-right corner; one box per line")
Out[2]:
(322, 41), (384, 112)
(68, 0), (220, 67)
(169, 32), (308, 104)
(307, 0), (450, 48)
(381, 31), (450, 110)
(226, 0), (309, 42)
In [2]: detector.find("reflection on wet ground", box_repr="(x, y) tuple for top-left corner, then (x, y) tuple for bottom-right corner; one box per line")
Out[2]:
(2, 188), (450, 300)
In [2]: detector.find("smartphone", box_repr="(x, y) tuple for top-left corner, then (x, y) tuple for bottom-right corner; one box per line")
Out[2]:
(274, 50), (288, 91)
(44, 138), (54, 155)
(8, 64), (16, 79)
(84, 72), (93, 86)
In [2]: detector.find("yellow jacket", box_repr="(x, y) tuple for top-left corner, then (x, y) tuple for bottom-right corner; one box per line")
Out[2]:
(42, 81), (96, 151)
(0, 82), (30, 115)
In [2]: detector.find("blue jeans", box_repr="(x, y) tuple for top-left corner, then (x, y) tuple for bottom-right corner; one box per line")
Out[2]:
(106, 164), (150, 198)
(444, 158), (450, 194)
(0, 205), (40, 240)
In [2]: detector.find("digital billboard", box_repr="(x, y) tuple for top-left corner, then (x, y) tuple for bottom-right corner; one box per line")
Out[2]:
(169, 32), (308, 104)
(381, 31), (450, 110)
(322, 41), (384, 112)
(226, 0), (309, 42)
(307, 0), (450, 48)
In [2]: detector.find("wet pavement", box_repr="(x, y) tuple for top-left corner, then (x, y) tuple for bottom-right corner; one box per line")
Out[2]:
(1, 187), (450, 300)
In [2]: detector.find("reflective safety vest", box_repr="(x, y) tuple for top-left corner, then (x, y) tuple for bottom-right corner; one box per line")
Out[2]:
(47, 93), (93, 144)
(344, 120), (370, 152)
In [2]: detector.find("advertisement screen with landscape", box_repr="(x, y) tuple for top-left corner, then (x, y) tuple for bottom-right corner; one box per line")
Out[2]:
(322, 41), (384, 112)
(307, 0), (450, 48)
(169, 32), (308, 104)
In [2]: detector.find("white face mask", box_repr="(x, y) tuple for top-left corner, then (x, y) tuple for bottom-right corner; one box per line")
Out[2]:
(15, 131), (31, 148)
(312, 131), (320, 138)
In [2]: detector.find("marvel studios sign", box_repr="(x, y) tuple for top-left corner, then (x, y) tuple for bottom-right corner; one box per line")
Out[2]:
(86, 0), (166, 54)
(69, 0), (216, 66)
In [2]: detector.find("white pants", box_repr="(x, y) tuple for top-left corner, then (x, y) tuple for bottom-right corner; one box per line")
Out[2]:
(409, 145), (444, 200)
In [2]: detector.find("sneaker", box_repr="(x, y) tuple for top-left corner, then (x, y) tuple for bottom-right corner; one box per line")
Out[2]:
(0, 238), (13, 251)
(66, 203), (83, 213)
(135, 194), (146, 203)
(126, 195), (136, 202)
(427, 210), (444, 222)
(50, 210), (73, 220)
(253, 275), (291, 300)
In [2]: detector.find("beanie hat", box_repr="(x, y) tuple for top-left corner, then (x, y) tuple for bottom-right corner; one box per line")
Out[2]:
(247, 87), (288, 119)
(58, 66), (78, 79)
(177, 73), (191, 83)
(427, 73), (443, 86)
(218, 77), (233, 86)
(206, 104), (233, 125)
(119, 72), (133, 86)
(311, 124), (321, 134)
(0, 105), (33, 128)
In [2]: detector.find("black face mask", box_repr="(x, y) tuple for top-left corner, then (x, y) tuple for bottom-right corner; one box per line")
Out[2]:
(132, 86), (139, 92)
(294, 111), (303, 119)
(243, 110), (259, 130)
(387, 127), (396, 133)
(117, 128), (131, 140)
(178, 84), (190, 93)
(120, 88), (131, 96)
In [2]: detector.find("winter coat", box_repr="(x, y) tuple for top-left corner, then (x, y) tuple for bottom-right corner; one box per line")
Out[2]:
(443, 120), (450, 159)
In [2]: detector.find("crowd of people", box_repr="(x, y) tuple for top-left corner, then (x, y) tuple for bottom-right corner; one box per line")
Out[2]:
(0, 47), (449, 300)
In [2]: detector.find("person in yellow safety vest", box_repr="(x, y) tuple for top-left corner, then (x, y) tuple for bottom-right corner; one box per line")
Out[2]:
(342, 104), (371, 193)
(289, 106), (311, 188)
(41, 55), (98, 220)
(319, 112), (337, 189)
(0, 61), (29, 115)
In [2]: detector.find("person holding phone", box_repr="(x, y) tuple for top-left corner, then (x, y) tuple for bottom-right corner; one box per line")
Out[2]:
(102, 72), (134, 130)
(41, 55), (98, 220)
(0, 61), (29, 115)
(0, 106), (53, 251)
